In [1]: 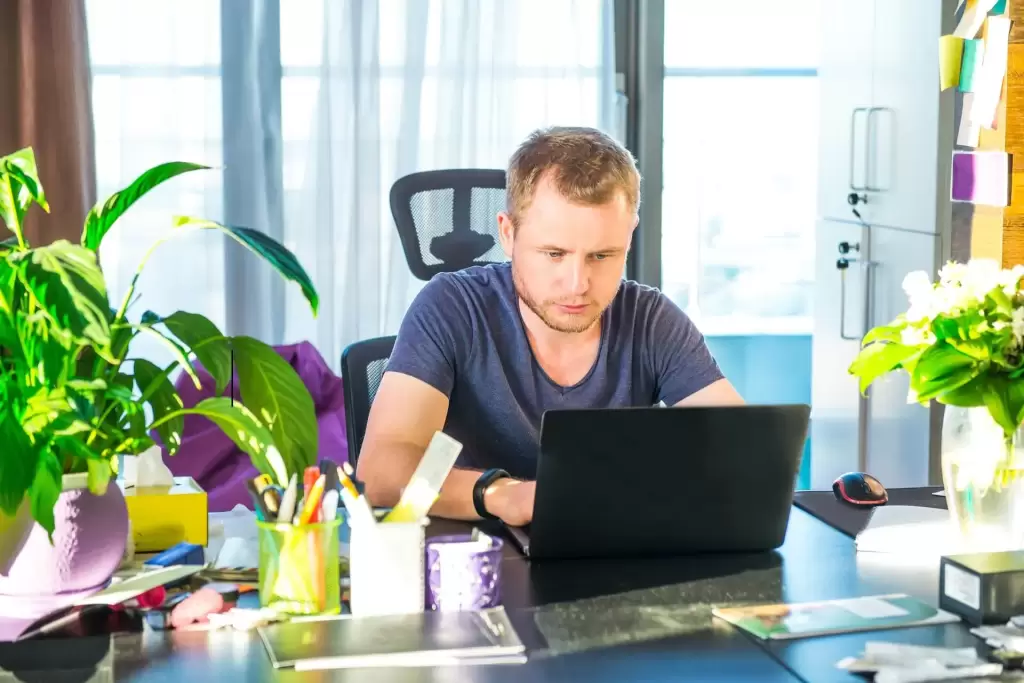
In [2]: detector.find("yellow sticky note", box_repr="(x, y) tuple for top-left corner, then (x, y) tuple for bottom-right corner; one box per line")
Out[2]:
(940, 35), (965, 90)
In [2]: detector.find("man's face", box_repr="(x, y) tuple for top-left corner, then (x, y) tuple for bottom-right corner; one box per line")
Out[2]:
(498, 176), (636, 334)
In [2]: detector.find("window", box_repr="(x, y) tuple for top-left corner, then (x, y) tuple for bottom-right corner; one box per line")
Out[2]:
(660, 0), (820, 336)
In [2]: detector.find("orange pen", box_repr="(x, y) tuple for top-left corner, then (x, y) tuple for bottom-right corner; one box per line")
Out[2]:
(298, 474), (326, 525)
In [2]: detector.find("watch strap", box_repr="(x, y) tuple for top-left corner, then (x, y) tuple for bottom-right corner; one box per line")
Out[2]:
(473, 468), (510, 520)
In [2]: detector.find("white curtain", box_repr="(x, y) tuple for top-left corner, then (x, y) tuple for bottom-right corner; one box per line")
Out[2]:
(86, 0), (616, 369)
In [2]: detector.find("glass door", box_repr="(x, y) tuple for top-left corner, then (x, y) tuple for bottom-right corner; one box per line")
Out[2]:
(660, 0), (821, 487)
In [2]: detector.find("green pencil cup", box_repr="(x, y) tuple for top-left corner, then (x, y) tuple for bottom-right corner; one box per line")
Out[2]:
(257, 518), (342, 616)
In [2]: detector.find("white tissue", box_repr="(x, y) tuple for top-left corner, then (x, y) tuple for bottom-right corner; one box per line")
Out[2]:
(122, 445), (174, 488)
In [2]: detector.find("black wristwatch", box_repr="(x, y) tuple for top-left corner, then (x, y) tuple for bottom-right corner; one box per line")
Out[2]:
(473, 468), (511, 520)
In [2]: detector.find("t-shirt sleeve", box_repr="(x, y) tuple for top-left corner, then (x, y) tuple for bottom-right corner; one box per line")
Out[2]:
(384, 275), (465, 397)
(648, 294), (725, 406)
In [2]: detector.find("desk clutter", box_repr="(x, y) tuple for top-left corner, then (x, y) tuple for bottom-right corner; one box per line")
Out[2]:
(4, 429), (528, 673)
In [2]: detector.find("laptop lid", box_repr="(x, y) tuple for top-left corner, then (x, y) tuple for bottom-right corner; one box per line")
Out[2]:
(524, 404), (810, 560)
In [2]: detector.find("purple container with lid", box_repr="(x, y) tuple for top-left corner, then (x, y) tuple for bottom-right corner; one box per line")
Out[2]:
(425, 533), (503, 612)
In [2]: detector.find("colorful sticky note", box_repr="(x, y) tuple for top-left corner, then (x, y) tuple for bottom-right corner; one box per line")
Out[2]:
(957, 93), (981, 147)
(955, 0), (999, 38)
(951, 151), (1011, 207)
(940, 36), (965, 90)
(959, 39), (983, 92)
(969, 15), (1011, 128)
(991, 0), (1007, 14)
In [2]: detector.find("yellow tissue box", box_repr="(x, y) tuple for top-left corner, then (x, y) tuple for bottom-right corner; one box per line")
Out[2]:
(119, 477), (208, 552)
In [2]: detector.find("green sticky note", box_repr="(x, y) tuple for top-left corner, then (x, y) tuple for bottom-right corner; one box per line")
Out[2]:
(991, 0), (1007, 14)
(959, 39), (983, 92)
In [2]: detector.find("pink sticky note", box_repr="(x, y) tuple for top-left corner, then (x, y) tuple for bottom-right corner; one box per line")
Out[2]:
(950, 151), (1011, 206)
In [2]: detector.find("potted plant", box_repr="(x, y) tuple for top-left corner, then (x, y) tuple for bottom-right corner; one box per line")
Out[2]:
(0, 147), (320, 608)
(849, 258), (1024, 551)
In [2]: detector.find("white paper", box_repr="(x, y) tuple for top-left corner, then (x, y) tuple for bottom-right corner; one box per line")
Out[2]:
(855, 506), (963, 555)
(969, 16), (1011, 128)
(122, 445), (174, 487)
(843, 597), (910, 620)
(954, 0), (999, 39)
(957, 93), (981, 147)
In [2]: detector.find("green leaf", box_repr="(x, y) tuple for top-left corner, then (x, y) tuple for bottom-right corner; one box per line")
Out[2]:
(27, 450), (62, 542)
(0, 407), (39, 516)
(939, 376), (987, 407)
(0, 148), (48, 248)
(86, 459), (112, 496)
(9, 241), (112, 351)
(133, 358), (185, 454)
(861, 322), (907, 346)
(987, 287), (1014, 316)
(81, 161), (210, 251)
(155, 311), (232, 394)
(125, 322), (201, 389)
(153, 396), (288, 485)
(910, 343), (980, 402)
(172, 217), (319, 316)
(982, 379), (1019, 438)
(931, 316), (961, 341)
(948, 339), (990, 361)
(231, 335), (317, 479)
(848, 342), (918, 394)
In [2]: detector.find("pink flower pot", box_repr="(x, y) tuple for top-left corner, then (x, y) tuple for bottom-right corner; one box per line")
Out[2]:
(0, 473), (128, 618)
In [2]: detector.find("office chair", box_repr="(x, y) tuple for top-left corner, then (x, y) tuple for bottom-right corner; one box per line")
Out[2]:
(340, 335), (396, 466)
(390, 168), (508, 281)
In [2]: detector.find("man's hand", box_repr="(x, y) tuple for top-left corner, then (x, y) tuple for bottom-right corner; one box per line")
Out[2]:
(483, 479), (535, 527)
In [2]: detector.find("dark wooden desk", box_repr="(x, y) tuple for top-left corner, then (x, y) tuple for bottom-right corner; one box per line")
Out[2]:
(6, 491), (994, 682)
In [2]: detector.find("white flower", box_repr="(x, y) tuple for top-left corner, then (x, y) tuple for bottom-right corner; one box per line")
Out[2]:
(903, 271), (936, 322)
(1013, 307), (1024, 344)
(962, 259), (1002, 301)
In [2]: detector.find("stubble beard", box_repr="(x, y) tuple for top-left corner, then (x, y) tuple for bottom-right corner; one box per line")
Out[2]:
(511, 261), (604, 334)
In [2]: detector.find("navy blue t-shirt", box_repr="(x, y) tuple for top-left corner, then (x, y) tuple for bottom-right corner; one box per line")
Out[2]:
(385, 263), (723, 479)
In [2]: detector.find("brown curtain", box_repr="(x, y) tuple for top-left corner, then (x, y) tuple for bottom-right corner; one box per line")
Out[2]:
(0, 0), (96, 247)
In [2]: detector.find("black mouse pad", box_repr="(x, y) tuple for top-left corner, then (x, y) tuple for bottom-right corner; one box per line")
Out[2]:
(793, 487), (945, 538)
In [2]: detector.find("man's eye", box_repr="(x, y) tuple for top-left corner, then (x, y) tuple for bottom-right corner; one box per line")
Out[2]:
(546, 251), (564, 259)
(592, 253), (608, 261)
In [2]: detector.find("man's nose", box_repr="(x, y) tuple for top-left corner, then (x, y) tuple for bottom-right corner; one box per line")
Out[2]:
(568, 259), (590, 296)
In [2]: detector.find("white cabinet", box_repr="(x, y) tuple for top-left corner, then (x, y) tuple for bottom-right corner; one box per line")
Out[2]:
(816, 0), (953, 233)
(868, 0), (948, 234)
(810, 0), (955, 489)
(810, 219), (871, 489)
(817, 0), (875, 224)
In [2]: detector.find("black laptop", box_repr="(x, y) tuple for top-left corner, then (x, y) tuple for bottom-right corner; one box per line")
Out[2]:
(504, 404), (810, 560)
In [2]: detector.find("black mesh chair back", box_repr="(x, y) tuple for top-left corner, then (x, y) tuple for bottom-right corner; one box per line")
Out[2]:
(390, 169), (508, 280)
(340, 335), (396, 466)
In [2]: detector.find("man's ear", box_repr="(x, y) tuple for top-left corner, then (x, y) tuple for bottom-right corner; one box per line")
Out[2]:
(497, 211), (515, 258)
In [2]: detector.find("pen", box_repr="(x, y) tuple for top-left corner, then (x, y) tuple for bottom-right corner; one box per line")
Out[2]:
(336, 465), (360, 500)
(299, 475), (326, 525)
(253, 473), (273, 494)
(245, 479), (270, 521)
(262, 485), (283, 518)
(322, 489), (340, 521)
(277, 473), (298, 523)
(303, 466), (320, 500)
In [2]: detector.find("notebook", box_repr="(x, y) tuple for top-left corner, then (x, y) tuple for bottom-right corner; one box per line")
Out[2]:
(257, 607), (527, 671)
(712, 594), (960, 640)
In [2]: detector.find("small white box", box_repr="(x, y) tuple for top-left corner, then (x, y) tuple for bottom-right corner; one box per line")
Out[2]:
(349, 519), (427, 616)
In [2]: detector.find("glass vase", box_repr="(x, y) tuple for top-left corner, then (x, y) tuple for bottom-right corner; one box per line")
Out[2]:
(941, 405), (1024, 552)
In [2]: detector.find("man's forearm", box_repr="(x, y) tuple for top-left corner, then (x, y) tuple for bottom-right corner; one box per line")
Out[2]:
(357, 441), (483, 520)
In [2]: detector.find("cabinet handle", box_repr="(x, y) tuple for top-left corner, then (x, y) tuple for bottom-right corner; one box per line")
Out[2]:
(849, 107), (869, 192)
(865, 107), (893, 193)
(837, 256), (876, 341)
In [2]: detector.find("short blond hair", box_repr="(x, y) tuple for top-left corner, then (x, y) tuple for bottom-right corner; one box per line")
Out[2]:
(505, 126), (641, 227)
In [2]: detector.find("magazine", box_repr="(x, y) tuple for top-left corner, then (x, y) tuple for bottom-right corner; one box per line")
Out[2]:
(712, 594), (960, 640)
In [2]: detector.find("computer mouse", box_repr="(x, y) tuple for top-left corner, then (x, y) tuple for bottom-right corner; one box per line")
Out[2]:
(832, 472), (888, 507)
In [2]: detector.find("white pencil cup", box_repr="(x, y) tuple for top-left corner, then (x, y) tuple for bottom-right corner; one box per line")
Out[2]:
(348, 518), (427, 616)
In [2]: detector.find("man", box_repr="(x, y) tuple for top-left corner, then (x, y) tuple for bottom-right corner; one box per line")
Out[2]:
(357, 126), (743, 527)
